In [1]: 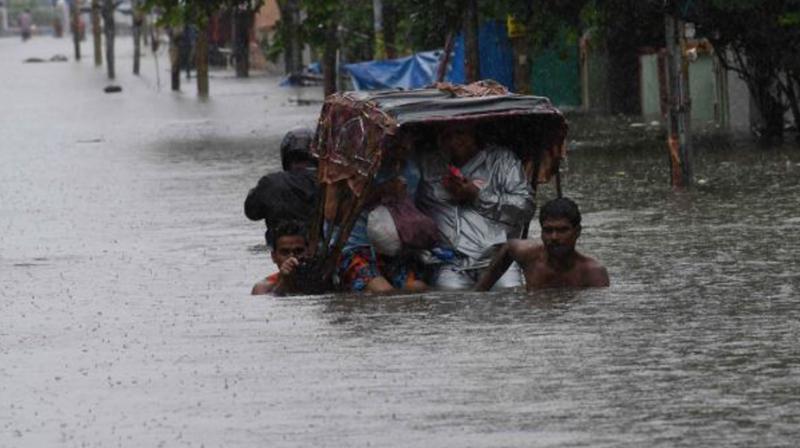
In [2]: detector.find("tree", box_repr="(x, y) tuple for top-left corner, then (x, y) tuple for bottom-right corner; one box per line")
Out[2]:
(146, 0), (265, 96)
(690, 0), (800, 142)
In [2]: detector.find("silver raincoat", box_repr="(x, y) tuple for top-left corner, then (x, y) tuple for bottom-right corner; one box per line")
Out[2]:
(416, 145), (536, 270)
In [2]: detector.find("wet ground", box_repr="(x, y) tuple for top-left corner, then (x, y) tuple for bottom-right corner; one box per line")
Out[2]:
(2, 36), (800, 447)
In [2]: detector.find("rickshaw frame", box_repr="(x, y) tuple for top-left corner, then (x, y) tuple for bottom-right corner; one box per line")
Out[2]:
(300, 81), (568, 294)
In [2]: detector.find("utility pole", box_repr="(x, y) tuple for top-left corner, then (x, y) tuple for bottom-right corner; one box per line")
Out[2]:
(464, 0), (480, 83)
(372, 0), (385, 60)
(664, 9), (692, 188)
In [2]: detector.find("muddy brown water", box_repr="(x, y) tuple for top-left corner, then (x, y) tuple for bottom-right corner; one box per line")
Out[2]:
(1, 38), (799, 447)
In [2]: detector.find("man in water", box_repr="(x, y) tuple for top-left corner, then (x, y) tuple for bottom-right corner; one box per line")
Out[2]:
(475, 197), (609, 291)
(252, 221), (308, 295)
(416, 123), (535, 290)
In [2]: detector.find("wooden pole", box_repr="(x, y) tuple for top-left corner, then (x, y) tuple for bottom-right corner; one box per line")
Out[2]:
(664, 13), (692, 188)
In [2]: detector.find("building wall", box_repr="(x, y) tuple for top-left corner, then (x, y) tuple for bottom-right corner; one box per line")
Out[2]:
(688, 54), (716, 125)
(254, 0), (279, 31)
(640, 53), (661, 122)
(639, 50), (724, 129)
(531, 38), (581, 108)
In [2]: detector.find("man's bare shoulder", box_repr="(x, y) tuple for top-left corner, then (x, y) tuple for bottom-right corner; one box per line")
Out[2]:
(576, 253), (610, 287)
(507, 239), (546, 264)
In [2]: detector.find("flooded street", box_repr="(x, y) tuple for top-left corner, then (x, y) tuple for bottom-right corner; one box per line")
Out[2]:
(2, 36), (800, 447)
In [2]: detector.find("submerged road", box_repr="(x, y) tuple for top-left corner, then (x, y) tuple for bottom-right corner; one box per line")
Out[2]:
(2, 36), (800, 447)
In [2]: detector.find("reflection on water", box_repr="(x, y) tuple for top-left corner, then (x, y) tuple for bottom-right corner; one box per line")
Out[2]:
(1, 38), (799, 447)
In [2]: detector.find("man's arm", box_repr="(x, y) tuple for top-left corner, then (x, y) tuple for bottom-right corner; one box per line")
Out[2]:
(474, 243), (515, 291)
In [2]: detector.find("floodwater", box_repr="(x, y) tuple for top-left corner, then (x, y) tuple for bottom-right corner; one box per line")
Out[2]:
(2, 37), (799, 447)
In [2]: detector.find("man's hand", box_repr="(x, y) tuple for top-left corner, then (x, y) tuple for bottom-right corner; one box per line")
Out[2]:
(273, 257), (301, 295)
(279, 257), (301, 278)
(443, 172), (480, 204)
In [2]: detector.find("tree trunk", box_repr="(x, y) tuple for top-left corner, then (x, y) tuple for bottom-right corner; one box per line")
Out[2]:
(322, 21), (338, 97)
(91, 0), (102, 66)
(464, 0), (480, 83)
(132, 0), (143, 75)
(382, 0), (397, 59)
(70, 0), (81, 61)
(782, 73), (800, 138)
(234, 7), (253, 77)
(169, 28), (181, 91)
(142, 15), (148, 45)
(103, 0), (115, 79)
(278, 0), (302, 75)
(752, 82), (784, 143)
(288, 0), (302, 73)
(196, 22), (209, 97)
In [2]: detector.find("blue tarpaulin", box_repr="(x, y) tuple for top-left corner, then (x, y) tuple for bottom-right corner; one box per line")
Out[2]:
(343, 50), (447, 91)
(321, 20), (515, 92)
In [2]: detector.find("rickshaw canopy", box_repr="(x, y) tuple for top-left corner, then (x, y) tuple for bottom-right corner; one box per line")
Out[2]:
(311, 81), (568, 197)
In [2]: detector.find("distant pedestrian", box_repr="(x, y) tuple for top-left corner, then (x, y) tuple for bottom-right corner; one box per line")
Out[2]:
(19, 8), (32, 41)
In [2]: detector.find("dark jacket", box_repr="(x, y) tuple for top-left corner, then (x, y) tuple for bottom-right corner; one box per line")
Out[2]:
(244, 168), (317, 231)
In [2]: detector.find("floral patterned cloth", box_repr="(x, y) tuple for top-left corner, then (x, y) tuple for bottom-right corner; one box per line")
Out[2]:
(338, 247), (421, 292)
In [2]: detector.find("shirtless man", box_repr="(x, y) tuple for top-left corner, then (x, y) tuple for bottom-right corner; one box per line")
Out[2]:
(475, 197), (609, 291)
(252, 220), (308, 295)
